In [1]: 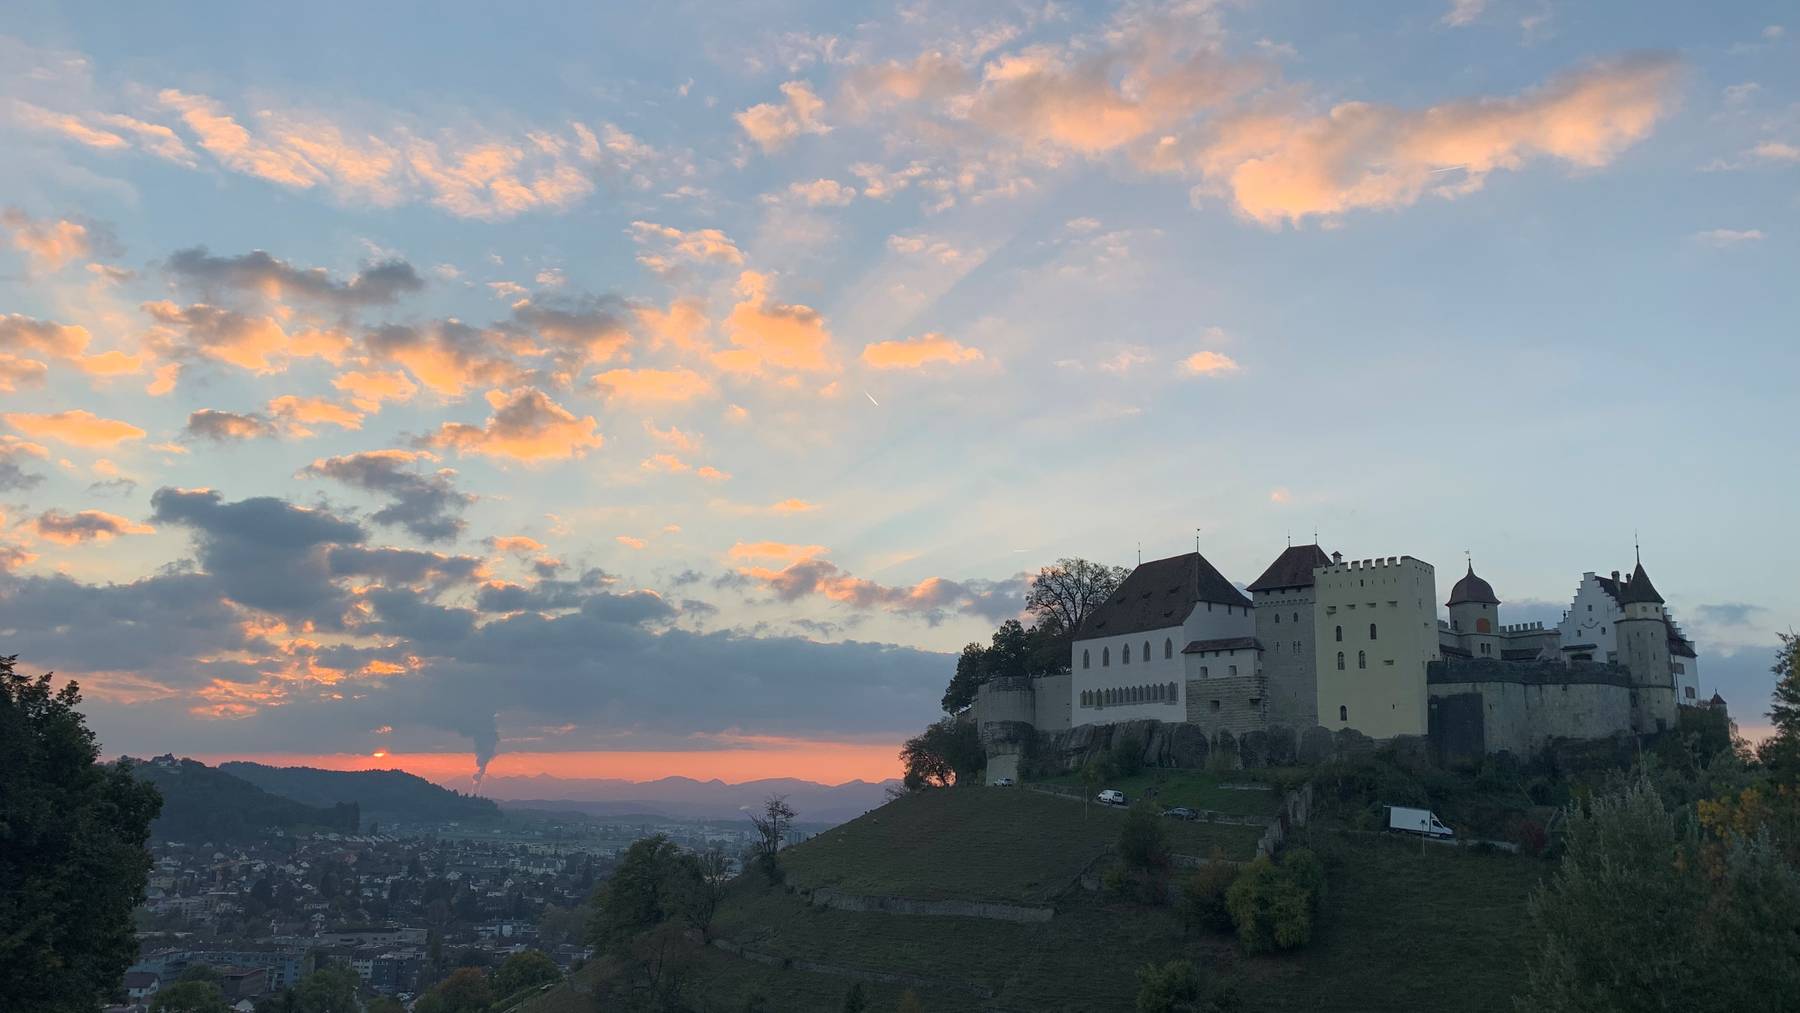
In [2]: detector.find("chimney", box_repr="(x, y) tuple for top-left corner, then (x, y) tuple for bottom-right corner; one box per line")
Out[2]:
(1611, 570), (1621, 583)
(1331, 551), (1343, 564)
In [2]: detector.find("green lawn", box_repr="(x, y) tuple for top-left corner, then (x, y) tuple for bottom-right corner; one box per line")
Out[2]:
(1035, 768), (1293, 819)
(782, 787), (1260, 904)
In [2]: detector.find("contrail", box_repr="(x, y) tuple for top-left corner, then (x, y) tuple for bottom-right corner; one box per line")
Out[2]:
(864, 391), (880, 407)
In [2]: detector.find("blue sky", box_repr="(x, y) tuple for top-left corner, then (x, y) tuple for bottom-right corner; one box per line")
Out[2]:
(0, 0), (1793, 783)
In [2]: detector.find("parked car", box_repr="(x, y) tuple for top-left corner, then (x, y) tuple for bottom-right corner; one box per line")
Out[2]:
(990, 777), (1015, 787)
(1161, 806), (1198, 821)
(1387, 805), (1454, 838)
(1097, 789), (1127, 806)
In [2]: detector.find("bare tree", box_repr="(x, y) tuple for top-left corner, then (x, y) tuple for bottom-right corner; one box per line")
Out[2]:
(748, 794), (797, 882)
(1025, 558), (1130, 635)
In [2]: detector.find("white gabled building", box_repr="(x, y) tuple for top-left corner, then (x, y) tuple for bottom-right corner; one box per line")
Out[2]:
(1556, 565), (1702, 707)
(1069, 551), (1256, 726)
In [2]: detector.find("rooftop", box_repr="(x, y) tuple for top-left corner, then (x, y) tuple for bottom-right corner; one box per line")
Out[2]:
(1075, 551), (1247, 640)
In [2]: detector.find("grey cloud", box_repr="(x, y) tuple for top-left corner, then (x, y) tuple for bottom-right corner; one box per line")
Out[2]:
(508, 293), (631, 373)
(31, 509), (144, 543)
(1695, 602), (1765, 627)
(185, 408), (279, 441)
(327, 545), (484, 588)
(0, 439), (46, 491)
(303, 451), (472, 543)
(149, 487), (365, 623)
(167, 247), (425, 310)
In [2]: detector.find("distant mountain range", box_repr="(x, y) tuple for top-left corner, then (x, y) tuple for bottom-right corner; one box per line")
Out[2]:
(484, 774), (901, 824)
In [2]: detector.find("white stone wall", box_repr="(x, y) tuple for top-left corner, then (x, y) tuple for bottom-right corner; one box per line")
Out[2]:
(1070, 601), (1254, 727)
(1558, 572), (1624, 663)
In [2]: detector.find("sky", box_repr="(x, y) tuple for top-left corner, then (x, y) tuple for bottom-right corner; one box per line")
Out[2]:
(0, 1), (1794, 789)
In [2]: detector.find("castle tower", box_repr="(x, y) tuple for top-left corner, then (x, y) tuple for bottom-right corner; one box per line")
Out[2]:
(1446, 561), (1503, 659)
(1249, 543), (1333, 729)
(1615, 560), (1678, 733)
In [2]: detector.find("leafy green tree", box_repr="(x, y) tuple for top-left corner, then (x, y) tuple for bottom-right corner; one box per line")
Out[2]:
(1111, 734), (1146, 777)
(150, 981), (231, 1013)
(1224, 851), (1320, 953)
(493, 949), (561, 995)
(0, 655), (162, 1013)
(1759, 633), (1800, 777)
(1134, 959), (1200, 1013)
(288, 966), (359, 1013)
(900, 718), (982, 790)
(414, 967), (493, 1013)
(941, 619), (1070, 713)
(588, 835), (707, 952)
(1178, 857), (1239, 933)
(1118, 802), (1171, 873)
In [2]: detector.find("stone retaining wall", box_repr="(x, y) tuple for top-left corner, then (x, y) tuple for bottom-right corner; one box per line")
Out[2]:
(798, 886), (1053, 923)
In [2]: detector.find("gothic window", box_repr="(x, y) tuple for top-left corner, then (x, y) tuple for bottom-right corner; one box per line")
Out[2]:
(1275, 613), (1281, 624)
(1339, 705), (1348, 722)
(1123, 644), (1131, 665)
(1369, 623), (1378, 641)
(1292, 612), (1299, 623)
(1083, 650), (1090, 669)
(1143, 641), (1151, 664)
(1201, 666), (1209, 677)
(1168, 682), (1178, 700)
(1335, 625), (1343, 642)
(1103, 647), (1110, 667)
(1336, 652), (1345, 671)
(1358, 651), (1367, 669)
(1164, 638), (1173, 659)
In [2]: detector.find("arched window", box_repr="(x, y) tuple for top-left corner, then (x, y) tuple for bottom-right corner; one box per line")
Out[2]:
(1358, 651), (1367, 669)
(1339, 705), (1348, 722)
(1164, 638), (1173, 659)
(1143, 641), (1151, 664)
(1292, 612), (1299, 623)
(1103, 647), (1110, 667)
(1335, 625), (1343, 642)
(1168, 682), (1178, 700)
(1336, 651), (1345, 671)
(1369, 623), (1378, 641)
(1123, 643), (1131, 665)
(1275, 613), (1281, 624)
(1082, 650), (1090, 669)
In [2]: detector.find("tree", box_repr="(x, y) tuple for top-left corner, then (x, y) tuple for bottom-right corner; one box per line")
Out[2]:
(842, 981), (869, 1012)
(941, 619), (1070, 714)
(1025, 558), (1129, 637)
(900, 718), (983, 790)
(493, 949), (561, 995)
(1118, 802), (1171, 873)
(588, 835), (705, 952)
(1760, 633), (1800, 777)
(1178, 857), (1239, 934)
(1224, 851), (1322, 953)
(0, 656), (162, 1013)
(414, 967), (493, 1013)
(149, 981), (231, 1013)
(749, 794), (798, 882)
(288, 967), (359, 1013)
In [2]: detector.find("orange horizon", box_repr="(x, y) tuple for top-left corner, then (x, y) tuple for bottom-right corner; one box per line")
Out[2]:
(192, 741), (906, 789)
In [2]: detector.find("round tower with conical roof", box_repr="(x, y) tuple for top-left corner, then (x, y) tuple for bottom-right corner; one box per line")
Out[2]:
(1447, 561), (1503, 659)
(1615, 558), (1678, 732)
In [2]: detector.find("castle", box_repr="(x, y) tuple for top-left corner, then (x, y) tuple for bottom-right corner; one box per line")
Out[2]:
(977, 544), (1715, 779)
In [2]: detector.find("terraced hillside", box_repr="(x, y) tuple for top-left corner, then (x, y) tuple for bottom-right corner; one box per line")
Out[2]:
(525, 783), (1547, 1012)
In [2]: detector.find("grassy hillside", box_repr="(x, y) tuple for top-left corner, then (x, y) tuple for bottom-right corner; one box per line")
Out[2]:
(785, 787), (1262, 903)
(220, 760), (501, 826)
(130, 757), (358, 841)
(531, 785), (1545, 1012)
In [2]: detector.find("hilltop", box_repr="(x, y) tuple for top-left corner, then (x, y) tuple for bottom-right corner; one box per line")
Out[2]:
(128, 756), (358, 842)
(525, 770), (1548, 1012)
(220, 760), (501, 827)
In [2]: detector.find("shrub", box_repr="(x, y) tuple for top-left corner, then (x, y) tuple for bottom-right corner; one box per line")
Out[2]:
(1119, 802), (1171, 872)
(1280, 848), (1326, 910)
(1225, 852), (1322, 953)
(1178, 857), (1238, 933)
(1135, 959), (1200, 1013)
(1514, 818), (1549, 857)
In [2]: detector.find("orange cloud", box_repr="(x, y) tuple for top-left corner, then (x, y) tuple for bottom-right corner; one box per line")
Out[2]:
(0, 356), (47, 391)
(593, 367), (714, 402)
(637, 299), (709, 351)
(1193, 54), (1681, 226)
(2, 209), (91, 271)
(490, 535), (545, 555)
(1182, 350), (1240, 375)
(75, 350), (145, 376)
(331, 369), (419, 411)
(644, 422), (701, 453)
(696, 465), (730, 481)
(616, 535), (648, 549)
(861, 332), (984, 369)
(268, 395), (364, 435)
(628, 221), (745, 276)
(365, 321), (524, 397)
(641, 453), (691, 474)
(735, 81), (829, 152)
(3, 409), (146, 447)
(729, 541), (827, 563)
(143, 301), (349, 373)
(0, 314), (91, 357)
(771, 498), (820, 513)
(718, 271), (836, 373)
(29, 509), (154, 545)
(424, 386), (604, 461)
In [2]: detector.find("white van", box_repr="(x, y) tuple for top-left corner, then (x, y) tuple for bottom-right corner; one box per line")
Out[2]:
(1387, 805), (1454, 838)
(1098, 789), (1127, 806)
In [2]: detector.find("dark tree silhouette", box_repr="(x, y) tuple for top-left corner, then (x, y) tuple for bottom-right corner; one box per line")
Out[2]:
(1024, 558), (1129, 635)
(0, 655), (162, 1013)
